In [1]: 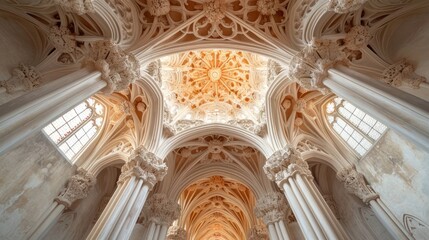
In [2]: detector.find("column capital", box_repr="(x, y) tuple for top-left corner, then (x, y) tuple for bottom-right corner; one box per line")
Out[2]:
(254, 192), (288, 225)
(327, 0), (367, 14)
(248, 224), (268, 240)
(381, 59), (426, 89)
(84, 40), (140, 94)
(53, 0), (94, 15)
(118, 147), (168, 188)
(263, 147), (312, 186)
(167, 226), (187, 240)
(144, 193), (180, 226)
(1, 64), (41, 93)
(337, 168), (379, 204)
(55, 168), (96, 208)
(289, 25), (371, 93)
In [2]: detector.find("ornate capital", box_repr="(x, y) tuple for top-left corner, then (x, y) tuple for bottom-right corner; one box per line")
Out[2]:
(254, 192), (288, 224)
(54, 0), (94, 15)
(118, 148), (167, 188)
(167, 226), (187, 240)
(1, 64), (41, 93)
(381, 59), (426, 89)
(249, 224), (268, 240)
(85, 40), (140, 94)
(263, 147), (312, 186)
(289, 25), (371, 93)
(55, 169), (96, 208)
(337, 168), (379, 204)
(144, 193), (180, 226)
(327, 0), (367, 14)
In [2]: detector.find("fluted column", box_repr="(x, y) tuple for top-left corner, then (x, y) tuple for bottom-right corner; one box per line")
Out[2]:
(28, 169), (95, 240)
(0, 40), (139, 155)
(337, 168), (412, 240)
(166, 226), (186, 240)
(248, 225), (269, 240)
(255, 192), (291, 240)
(264, 147), (349, 240)
(86, 148), (167, 240)
(143, 193), (181, 240)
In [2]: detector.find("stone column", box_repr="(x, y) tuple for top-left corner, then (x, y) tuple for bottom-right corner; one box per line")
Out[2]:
(143, 193), (181, 240)
(27, 169), (96, 240)
(0, 40), (139, 155)
(166, 226), (187, 240)
(337, 168), (412, 240)
(248, 224), (268, 240)
(254, 192), (291, 240)
(264, 147), (349, 240)
(86, 148), (167, 240)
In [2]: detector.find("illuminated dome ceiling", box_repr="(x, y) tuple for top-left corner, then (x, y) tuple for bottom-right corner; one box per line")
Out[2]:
(156, 49), (276, 127)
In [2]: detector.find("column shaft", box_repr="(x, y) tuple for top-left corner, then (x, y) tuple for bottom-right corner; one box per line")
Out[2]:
(370, 200), (409, 240)
(159, 225), (168, 240)
(325, 67), (429, 152)
(268, 223), (279, 240)
(28, 203), (65, 240)
(0, 68), (105, 154)
(278, 220), (290, 240)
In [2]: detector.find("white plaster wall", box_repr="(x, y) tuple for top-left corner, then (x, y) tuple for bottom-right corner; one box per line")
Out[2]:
(358, 130), (429, 238)
(0, 132), (75, 240)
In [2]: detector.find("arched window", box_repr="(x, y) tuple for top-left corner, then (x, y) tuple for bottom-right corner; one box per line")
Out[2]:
(326, 98), (387, 157)
(43, 98), (104, 162)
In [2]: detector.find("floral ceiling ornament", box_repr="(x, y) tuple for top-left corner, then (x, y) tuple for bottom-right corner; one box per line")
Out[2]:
(327, 0), (368, 14)
(54, 0), (94, 15)
(48, 26), (77, 53)
(147, 0), (171, 16)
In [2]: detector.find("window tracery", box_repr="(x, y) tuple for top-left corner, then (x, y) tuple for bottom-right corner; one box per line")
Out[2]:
(326, 98), (387, 156)
(43, 98), (104, 162)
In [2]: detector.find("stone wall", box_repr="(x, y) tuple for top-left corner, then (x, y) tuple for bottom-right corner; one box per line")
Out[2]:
(358, 130), (429, 238)
(0, 132), (75, 240)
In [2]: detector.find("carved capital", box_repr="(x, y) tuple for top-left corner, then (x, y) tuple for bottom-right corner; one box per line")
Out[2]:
(254, 192), (288, 224)
(1, 64), (42, 93)
(54, 0), (94, 15)
(55, 169), (96, 208)
(289, 26), (370, 93)
(167, 226), (187, 240)
(85, 40), (140, 94)
(381, 59), (426, 89)
(263, 147), (312, 186)
(118, 148), (167, 188)
(327, 0), (367, 14)
(249, 224), (268, 240)
(144, 193), (181, 226)
(337, 168), (379, 204)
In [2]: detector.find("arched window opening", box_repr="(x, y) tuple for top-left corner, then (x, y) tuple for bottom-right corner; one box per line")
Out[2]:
(43, 98), (104, 162)
(326, 98), (387, 157)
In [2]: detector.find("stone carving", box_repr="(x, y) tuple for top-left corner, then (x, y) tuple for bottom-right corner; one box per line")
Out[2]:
(167, 226), (187, 240)
(117, 147), (167, 188)
(203, 0), (227, 24)
(227, 119), (267, 136)
(55, 168), (96, 208)
(323, 194), (340, 219)
(289, 25), (371, 93)
(381, 59), (426, 89)
(85, 40), (140, 94)
(264, 147), (312, 186)
(403, 214), (429, 239)
(249, 224), (268, 240)
(257, 0), (280, 15)
(54, 0), (94, 15)
(147, 0), (170, 16)
(174, 120), (204, 132)
(1, 64), (41, 93)
(144, 193), (180, 225)
(336, 168), (379, 204)
(48, 26), (76, 53)
(327, 0), (367, 14)
(254, 192), (288, 224)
